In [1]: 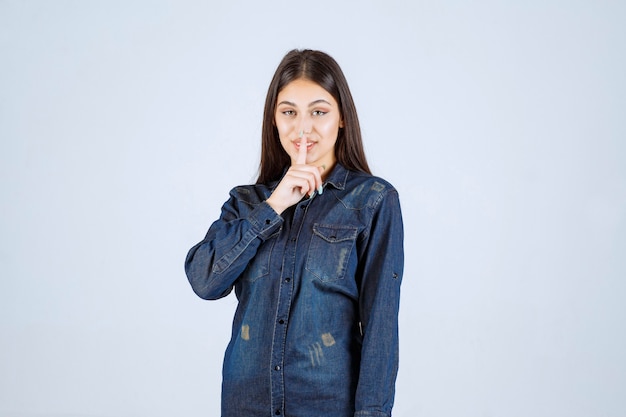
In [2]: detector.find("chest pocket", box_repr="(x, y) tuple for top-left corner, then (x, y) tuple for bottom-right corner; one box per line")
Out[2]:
(306, 224), (358, 282)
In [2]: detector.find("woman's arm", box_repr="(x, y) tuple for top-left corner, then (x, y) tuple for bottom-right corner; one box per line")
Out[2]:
(185, 189), (283, 300)
(354, 189), (404, 417)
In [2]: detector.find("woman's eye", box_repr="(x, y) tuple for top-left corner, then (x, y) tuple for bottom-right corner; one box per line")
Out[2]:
(282, 110), (295, 116)
(312, 110), (327, 116)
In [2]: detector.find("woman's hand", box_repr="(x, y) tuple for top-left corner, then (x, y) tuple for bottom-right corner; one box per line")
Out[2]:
(266, 136), (324, 215)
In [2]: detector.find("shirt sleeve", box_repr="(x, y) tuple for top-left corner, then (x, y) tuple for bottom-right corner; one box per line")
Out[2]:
(354, 188), (404, 417)
(184, 188), (283, 300)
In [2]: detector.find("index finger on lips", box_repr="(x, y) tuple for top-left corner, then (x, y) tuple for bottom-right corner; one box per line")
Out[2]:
(296, 135), (307, 165)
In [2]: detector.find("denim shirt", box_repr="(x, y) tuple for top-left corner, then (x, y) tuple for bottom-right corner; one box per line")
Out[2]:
(185, 163), (404, 417)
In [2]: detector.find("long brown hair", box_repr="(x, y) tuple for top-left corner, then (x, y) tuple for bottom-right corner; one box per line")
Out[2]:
(257, 49), (371, 184)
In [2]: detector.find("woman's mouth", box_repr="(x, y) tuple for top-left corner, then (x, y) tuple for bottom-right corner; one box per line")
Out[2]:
(294, 141), (314, 150)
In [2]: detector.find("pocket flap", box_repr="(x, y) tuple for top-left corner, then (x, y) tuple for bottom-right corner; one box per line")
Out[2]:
(312, 224), (358, 243)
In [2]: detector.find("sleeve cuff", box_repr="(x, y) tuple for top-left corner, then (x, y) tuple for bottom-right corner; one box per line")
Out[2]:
(247, 201), (283, 240)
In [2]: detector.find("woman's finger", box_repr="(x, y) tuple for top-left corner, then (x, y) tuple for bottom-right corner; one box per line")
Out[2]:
(296, 135), (307, 165)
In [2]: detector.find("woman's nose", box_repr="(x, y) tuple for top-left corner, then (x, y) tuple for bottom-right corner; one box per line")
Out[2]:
(298, 118), (313, 134)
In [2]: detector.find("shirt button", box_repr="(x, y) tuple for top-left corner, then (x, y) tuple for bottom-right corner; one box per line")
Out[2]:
(274, 365), (281, 371)
(275, 410), (281, 415)
(285, 277), (291, 282)
(279, 319), (285, 324)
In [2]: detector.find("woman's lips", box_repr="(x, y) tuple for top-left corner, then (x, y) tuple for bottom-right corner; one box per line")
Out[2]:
(294, 141), (314, 150)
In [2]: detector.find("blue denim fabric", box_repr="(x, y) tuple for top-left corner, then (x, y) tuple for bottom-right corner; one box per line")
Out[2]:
(185, 163), (404, 417)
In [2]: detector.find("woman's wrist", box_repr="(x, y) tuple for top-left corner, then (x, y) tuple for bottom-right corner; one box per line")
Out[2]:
(266, 196), (287, 215)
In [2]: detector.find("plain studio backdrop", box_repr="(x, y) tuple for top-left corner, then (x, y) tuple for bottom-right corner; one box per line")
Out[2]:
(1, 1), (624, 416)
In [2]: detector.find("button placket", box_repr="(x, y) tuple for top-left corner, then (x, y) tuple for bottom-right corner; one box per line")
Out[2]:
(270, 201), (306, 415)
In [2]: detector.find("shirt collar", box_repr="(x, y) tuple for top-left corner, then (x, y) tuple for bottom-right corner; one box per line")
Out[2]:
(324, 162), (349, 190)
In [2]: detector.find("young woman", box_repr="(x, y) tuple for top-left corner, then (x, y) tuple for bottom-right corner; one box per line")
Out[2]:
(185, 49), (404, 417)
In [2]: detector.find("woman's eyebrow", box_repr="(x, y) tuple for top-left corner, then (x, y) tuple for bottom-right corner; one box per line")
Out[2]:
(308, 99), (332, 107)
(277, 99), (333, 107)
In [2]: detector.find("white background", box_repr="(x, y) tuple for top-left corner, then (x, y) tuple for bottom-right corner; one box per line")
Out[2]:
(1, 1), (624, 416)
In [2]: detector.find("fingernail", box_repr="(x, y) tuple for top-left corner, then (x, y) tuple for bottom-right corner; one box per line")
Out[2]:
(318, 186), (324, 195)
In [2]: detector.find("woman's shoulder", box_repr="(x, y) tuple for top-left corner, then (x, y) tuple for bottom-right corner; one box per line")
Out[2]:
(228, 183), (274, 204)
(336, 169), (400, 210)
(346, 170), (398, 194)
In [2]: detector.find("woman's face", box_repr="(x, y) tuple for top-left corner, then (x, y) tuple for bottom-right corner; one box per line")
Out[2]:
(275, 78), (344, 169)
